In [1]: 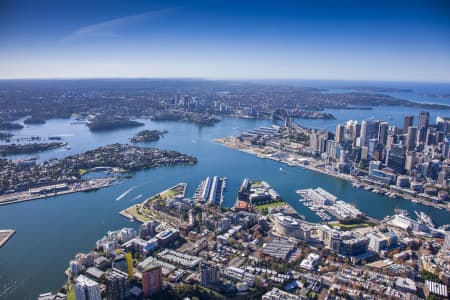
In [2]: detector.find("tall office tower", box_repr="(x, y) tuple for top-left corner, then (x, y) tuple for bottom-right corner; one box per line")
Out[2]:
(405, 151), (416, 171)
(105, 269), (130, 300)
(417, 111), (430, 144)
(378, 121), (389, 146)
(74, 275), (101, 300)
(436, 116), (450, 135)
(351, 122), (361, 146)
(406, 126), (418, 151)
(360, 120), (378, 146)
(309, 132), (320, 153)
(361, 146), (369, 161)
(403, 115), (414, 133)
(426, 127), (438, 146)
(199, 261), (221, 288)
(335, 124), (345, 144)
(386, 144), (406, 174)
(141, 265), (162, 297)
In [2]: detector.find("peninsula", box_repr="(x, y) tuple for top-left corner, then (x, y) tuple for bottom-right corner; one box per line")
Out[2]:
(0, 142), (66, 156)
(0, 144), (197, 205)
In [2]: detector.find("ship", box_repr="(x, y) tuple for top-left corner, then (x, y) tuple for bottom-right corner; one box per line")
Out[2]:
(415, 211), (435, 228)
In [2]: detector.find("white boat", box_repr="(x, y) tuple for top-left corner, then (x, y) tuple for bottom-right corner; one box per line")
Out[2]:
(415, 211), (435, 228)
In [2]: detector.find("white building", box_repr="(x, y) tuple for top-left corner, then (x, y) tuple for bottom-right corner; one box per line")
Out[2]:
(73, 275), (101, 300)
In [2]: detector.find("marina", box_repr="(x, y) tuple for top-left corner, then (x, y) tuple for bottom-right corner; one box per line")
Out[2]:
(297, 187), (365, 221)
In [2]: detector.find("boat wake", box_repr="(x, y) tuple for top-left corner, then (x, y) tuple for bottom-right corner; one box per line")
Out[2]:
(130, 194), (143, 201)
(116, 186), (137, 201)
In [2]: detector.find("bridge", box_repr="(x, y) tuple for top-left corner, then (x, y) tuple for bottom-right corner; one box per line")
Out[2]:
(272, 108), (291, 127)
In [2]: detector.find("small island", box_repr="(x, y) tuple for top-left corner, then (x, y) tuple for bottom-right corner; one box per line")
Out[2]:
(87, 115), (144, 131)
(130, 129), (167, 143)
(0, 142), (66, 156)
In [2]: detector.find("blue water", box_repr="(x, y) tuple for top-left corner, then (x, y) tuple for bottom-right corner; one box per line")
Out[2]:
(0, 105), (449, 299)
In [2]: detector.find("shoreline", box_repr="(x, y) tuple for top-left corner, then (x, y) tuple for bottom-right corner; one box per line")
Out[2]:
(215, 137), (449, 212)
(0, 177), (116, 206)
(119, 182), (187, 223)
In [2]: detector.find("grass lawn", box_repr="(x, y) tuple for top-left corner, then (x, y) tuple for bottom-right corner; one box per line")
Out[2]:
(78, 168), (89, 176)
(121, 205), (151, 223)
(328, 222), (370, 230)
(255, 201), (285, 210)
(67, 284), (75, 300)
(160, 188), (178, 199)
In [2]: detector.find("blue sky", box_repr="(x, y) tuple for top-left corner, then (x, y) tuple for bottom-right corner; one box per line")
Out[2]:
(0, 0), (449, 81)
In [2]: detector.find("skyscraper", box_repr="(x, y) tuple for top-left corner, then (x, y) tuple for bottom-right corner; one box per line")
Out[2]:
(335, 124), (345, 144)
(436, 116), (450, 135)
(360, 120), (378, 146)
(386, 144), (406, 174)
(378, 121), (389, 146)
(406, 126), (418, 151)
(417, 111), (430, 144)
(403, 115), (414, 133)
(141, 264), (162, 297)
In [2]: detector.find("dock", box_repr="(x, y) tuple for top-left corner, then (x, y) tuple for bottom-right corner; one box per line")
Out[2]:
(195, 176), (227, 206)
(0, 177), (116, 206)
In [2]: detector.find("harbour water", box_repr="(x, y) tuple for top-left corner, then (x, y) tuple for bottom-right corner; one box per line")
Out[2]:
(0, 104), (449, 299)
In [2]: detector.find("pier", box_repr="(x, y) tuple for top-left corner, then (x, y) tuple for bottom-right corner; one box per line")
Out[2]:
(0, 177), (116, 206)
(195, 176), (227, 206)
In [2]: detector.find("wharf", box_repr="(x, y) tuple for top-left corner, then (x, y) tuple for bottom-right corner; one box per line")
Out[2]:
(0, 177), (116, 206)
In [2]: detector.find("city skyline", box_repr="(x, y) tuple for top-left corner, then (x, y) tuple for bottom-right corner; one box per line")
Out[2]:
(1, 0), (450, 81)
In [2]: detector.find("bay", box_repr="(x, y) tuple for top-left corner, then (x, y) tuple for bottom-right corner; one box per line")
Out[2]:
(0, 107), (449, 299)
